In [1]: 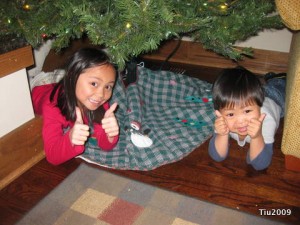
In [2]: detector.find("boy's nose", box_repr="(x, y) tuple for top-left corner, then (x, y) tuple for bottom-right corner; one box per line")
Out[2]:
(237, 116), (247, 124)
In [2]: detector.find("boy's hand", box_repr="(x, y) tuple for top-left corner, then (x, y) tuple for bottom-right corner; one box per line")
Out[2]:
(101, 102), (119, 138)
(214, 110), (229, 136)
(69, 107), (90, 145)
(247, 113), (266, 139)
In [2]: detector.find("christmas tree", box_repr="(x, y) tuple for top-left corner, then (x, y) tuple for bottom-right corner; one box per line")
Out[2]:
(0, 0), (283, 69)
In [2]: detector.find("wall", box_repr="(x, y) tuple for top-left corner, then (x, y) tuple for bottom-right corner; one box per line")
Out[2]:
(235, 28), (293, 53)
(0, 69), (35, 138)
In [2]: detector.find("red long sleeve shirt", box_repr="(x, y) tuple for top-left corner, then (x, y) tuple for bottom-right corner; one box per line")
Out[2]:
(32, 84), (118, 165)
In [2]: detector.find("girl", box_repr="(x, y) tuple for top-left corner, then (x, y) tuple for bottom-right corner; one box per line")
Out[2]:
(32, 48), (119, 165)
(208, 67), (285, 170)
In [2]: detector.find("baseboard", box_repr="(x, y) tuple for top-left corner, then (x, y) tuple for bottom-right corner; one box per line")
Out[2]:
(0, 116), (45, 190)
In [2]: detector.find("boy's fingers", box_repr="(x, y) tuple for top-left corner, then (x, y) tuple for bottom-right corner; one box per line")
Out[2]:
(259, 113), (266, 122)
(215, 110), (222, 118)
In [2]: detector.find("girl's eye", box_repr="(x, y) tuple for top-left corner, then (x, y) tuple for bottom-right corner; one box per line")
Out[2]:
(91, 82), (97, 87)
(245, 110), (252, 113)
(105, 85), (113, 90)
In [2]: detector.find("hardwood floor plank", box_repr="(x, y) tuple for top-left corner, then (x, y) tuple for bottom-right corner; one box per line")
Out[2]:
(0, 159), (81, 225)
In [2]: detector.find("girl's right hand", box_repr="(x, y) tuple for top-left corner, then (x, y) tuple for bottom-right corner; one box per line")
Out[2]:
(69, 107), (90, 145)
(214, 110), (229, 136)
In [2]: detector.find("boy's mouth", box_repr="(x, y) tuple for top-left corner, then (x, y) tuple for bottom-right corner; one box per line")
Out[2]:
(237, 126), (247, 133)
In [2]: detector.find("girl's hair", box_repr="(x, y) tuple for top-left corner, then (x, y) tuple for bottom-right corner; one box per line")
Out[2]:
(50, 47), (115, 123)
(212, 67), (264, 110)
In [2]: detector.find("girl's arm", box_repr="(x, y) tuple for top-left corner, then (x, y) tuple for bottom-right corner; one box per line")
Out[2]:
(93, 102), (119, 151)
(42, 103), (85, 165)
(93, 124), (119, 151)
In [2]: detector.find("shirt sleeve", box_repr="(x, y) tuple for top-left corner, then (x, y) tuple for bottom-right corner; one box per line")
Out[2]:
(42, 103), (84, 165)
(208, 134), (229, 162)
(246, 143), (273, 170)
(92, 123), (119, 151)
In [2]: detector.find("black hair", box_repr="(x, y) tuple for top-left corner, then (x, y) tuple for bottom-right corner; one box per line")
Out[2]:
(212, 67), (264, 110)
(50, 47), (115, 123)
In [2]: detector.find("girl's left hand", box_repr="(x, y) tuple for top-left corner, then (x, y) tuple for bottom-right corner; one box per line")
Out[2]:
(247, 113), (266, 139)
(101, 102), (119, 138)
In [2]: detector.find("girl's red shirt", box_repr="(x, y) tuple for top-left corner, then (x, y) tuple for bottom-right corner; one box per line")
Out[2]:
(31, 84), (118, 165)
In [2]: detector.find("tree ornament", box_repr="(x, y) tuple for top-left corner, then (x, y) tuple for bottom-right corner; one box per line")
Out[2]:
(41, 33), (47, 39)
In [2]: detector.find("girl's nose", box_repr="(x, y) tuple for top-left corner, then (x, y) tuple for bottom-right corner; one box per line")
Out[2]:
(96, 88), (104, 98)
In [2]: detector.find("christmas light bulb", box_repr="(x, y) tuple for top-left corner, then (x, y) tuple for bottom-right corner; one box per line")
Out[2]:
(23, 4), (30, 10)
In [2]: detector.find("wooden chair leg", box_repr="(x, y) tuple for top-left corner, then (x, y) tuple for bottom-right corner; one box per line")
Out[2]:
(285, 155), (300, 172)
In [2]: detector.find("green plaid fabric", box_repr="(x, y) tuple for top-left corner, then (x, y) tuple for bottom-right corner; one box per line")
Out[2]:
(79, 67), (215, 170)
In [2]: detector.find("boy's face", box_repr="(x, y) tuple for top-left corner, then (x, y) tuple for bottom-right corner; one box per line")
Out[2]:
(219, 102), (261, 137)
(75, 64), (116, 111)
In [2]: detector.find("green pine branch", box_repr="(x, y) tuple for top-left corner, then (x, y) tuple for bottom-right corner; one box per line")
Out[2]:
(0, 0), (284, 69)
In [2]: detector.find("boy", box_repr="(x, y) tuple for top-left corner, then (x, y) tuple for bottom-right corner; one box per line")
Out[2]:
(208, 67), (285, 170)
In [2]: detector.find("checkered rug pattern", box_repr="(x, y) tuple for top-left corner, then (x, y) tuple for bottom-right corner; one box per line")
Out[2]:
(16, 164), (284, 225)
(80, 66), (215, 170)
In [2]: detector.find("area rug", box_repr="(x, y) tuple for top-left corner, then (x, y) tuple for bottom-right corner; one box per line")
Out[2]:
(16, 164), (285, 225)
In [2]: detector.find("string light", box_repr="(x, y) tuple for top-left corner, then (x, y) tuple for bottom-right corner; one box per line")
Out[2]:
(126, 22), (132, 29)
(23, 4), (31, 11)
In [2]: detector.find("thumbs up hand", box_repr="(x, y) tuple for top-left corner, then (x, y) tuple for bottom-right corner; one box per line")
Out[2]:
(214, 110), (229, 136)
(101, 102), (119, 139)
(69, 107), (90, 145)
(248, 113), (266, 139)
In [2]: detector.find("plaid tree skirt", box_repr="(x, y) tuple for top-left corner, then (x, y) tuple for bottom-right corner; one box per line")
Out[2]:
(79, 66), (215, 170)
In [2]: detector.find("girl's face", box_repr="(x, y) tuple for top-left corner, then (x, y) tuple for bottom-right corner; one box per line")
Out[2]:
(219, 101), (261, 138)
(75, 64), (116, 111)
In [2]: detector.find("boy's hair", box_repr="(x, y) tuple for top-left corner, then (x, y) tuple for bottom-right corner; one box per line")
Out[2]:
(50, 47), (116, 123)
(212, 67), (264, 110)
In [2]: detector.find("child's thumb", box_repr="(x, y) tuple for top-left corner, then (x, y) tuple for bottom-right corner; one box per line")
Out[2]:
(215, 110), (222, 118)
(75, 107), (83, 124)
(104, 102), (118, 118)
(259, 113), (266, 122)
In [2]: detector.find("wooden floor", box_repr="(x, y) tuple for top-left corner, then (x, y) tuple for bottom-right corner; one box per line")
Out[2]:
(0, 119), (300, 225)
(1, 60), (299, 224)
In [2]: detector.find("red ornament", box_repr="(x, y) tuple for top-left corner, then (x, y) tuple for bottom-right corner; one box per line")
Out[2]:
(41, 33), (47, 39)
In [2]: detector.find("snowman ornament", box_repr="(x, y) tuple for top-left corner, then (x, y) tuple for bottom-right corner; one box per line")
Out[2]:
(126, 121), (153, 148)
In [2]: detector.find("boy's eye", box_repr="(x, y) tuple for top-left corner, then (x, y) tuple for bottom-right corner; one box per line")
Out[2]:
(91, 82), (97, 87)
(226, 113), (234, 117)
(245, 109), (252, 113)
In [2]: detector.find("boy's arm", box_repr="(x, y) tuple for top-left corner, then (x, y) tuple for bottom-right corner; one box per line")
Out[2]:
(248, 114), (266, 161)
(210, 110), (230, 159)
(249, 134), (265, 160)
(208, 133), (229, 161)
(247, 143), (273, 170)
